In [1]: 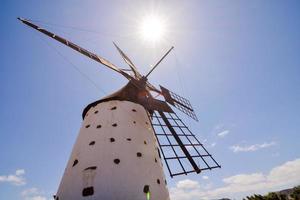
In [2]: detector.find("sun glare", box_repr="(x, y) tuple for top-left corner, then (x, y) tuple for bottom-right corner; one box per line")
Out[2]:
(139, 15), (166, 43)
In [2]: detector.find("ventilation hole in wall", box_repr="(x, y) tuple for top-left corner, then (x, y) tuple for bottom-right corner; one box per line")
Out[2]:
(111, 106), (117, 110)
(132, 109), (137, 112)
(133, 121), (136, 124)
(137, 152), (142, 157)
(89, 141), (95, 146)
(53, 195), (59, 200)
(96, 125), (102, 129)
(126, 138), (131, 141)
(155, 158), (157, 163)
(110, 138), (115, 142)
(145, 122), (149, 125)
(144, 141), (147, 145)
(82, 186), (94, 197)
(85, 124), (90, 128)
(72, 159), (78, 167)
(94, 110), (98, 114)
(157, 179), (160, 184)
(112, 123), (117, 127)
(84, 166), (97, 171)
(114, 159), (120, 164)
(165, 179), (167, 185)
(143, 185), (150, 193)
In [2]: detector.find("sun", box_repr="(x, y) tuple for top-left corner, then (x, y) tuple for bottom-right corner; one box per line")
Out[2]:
(139, 15), (166, 43)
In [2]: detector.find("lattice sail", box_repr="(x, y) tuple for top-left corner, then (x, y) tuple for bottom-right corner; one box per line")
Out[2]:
(160, 86), (198, 121)
(151, 111), (220, 177)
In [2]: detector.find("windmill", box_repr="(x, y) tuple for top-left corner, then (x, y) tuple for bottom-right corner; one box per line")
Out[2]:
(18, 17), (221, 200)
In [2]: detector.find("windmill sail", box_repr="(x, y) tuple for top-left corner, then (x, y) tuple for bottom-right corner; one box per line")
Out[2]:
(17, 18), (133, 80)
(113, 42), (142, 79)
(151, 111), (220, 177)
(160, 86), (198, 121)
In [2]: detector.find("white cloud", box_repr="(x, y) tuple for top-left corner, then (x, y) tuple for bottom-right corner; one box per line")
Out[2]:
(0, 169), (26, 186)
(217, 130), (229, 138)
(170, 158), (300, 200)
(16, 169), (25, 176)
(170, 179), (203, 200)
(21, 187), (48, 200)
(213, 124), (225, 132)
(24, 196), (47, 200)
(176, 179), (200, 190)
(202, 176), (209, 180)
(223, 173), (265, 185)
(210, 142), (216, 148)
(21, 188), (39, 196)
(230, 141), (276, 153)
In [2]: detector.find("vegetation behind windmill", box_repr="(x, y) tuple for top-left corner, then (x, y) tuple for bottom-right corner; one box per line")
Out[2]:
(218, 185), (300, 200)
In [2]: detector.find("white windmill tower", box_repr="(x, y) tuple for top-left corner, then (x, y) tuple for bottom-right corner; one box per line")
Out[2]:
(18, 18), (221, 200)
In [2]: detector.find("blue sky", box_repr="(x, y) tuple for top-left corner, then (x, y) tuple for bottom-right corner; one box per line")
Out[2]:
(1, 0), (300, 199)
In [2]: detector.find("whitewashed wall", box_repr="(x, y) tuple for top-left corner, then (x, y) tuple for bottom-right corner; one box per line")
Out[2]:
(56, 100), (170, 200)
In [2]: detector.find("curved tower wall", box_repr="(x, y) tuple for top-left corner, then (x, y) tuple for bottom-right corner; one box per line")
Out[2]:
(56, 100), (170, 200)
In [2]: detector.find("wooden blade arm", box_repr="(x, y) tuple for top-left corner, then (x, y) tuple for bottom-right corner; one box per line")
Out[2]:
(18, 17), (132, 80)
(113, 42), (142, 79)
(145, 46), (174, 78)
(146, 82), (162, 94)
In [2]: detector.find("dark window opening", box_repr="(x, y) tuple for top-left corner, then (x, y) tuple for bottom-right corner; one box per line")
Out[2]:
(137, 152), (142, 157)
(85, 125), (90, 128)
(126, 138), (131, 141)
(132, 109), (137, 112)
(145, 122), (149, 125)
(133, 121), (136, 124)
(165, 179), (167, 185)
(72, 159), (78, 167)
(96, 125), (102, 129)
(114, 159), (120, 164)
(84, 166), (97, 171)
(110, 138), (115, 142)
(89, 141), (95, 145)
(112, 123), (117, 127)
(144, 141), (147, 145)
(157, 179), (160, 184)
(143, 185), (150, 193)
(111, 106), (117, 110)
(94, 110), (98, 114)
(155, 158), (157, 163)
(82, 187), (94, 197)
